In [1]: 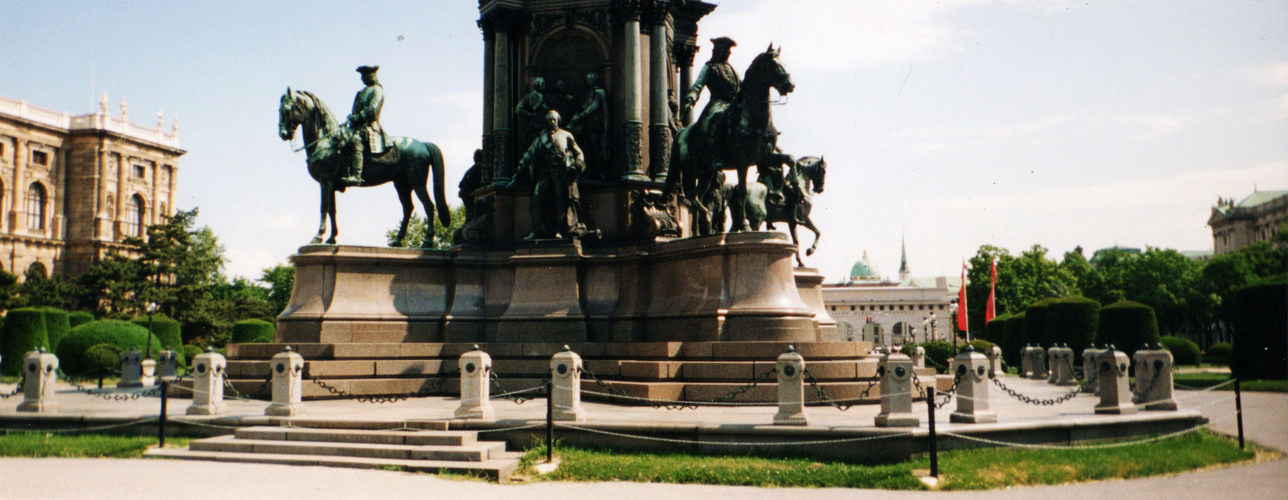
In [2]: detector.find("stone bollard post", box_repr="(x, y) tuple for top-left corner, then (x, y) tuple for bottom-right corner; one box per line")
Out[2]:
(987, 345), (1003, 377)
(910, 346), (926, 369)
(1094, 346), (1137, 415)
(17, 349), (59, 412)
(1046, 346), (1060, 383)
(773, 346), (807, 426)
(550, 346), (586, 421)
(1049, 345), (1077, 386)
(1133, 344), (1178, 411)
(950, 346), (997, 423)
(155, 350), (179, 383)
(186, 347), (228, 415)
(118, 348), (155, 388)
(265, 347), (305, 417)
(455, 345), (495, 419)
(875, 352), (919, 427)
(1082, 345), (1104, 395)
(1019, 345), (1035, 377)
(1027, 346), (1048, 380)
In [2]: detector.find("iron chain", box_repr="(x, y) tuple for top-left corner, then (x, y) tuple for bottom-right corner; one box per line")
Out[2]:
(991, 376), (1081, 406)
(802, 368), (856, 411)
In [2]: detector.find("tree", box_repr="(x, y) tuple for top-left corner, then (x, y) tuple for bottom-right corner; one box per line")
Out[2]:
(966, 244), (1077, 336)
(261, 263), (295, 316)
(385, 205), (466, 250)
(17, 263), (80, 310)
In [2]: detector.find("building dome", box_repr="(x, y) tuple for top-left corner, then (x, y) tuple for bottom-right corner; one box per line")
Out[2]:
(850, 251), (881, 282)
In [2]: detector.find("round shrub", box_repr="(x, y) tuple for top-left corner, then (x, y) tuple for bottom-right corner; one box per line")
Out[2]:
(40, 307), (72, 353)
(182, 345), (204, 366)
(1096, 300), (1160, 359)
(1001, 312), (1027, 367)
(1159, 336), (1201, 366)
(1205, 342), (1233, 364)
(1024, 298), (1059, 348)
(132, 316), (185, 367)
(1230, 277), (1287, 380)
(55, 320), (162, 376)
(231, 319), (275, 344)
(1045, 296), (1101, 360)
(983, 314), (1008, 344)
(0, 308), (50, 377)
(920, 340), (957, 373)
(968, 339), (996, 353)
(68, 311), (95, 328)
(84, 343), (123, 376)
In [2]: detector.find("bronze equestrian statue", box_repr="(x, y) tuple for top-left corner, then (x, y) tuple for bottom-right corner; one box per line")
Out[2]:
(738, 155), (827, 267)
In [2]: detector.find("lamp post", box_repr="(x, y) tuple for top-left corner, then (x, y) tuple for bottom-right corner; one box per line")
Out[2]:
(949, 303), (959, 352)
(930, 312), (937, 341)
(145, 302), (157, 359)
(922, 317), (928, 344)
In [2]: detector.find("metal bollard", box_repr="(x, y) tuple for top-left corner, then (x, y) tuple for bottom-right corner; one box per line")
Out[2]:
(265, 347), (305, 417)
(773, 346), (807, 426)
(550, 346), (586, 421)
(1082, 345), (1104, 395)
(455, 345), (495, 419)
(950, 345), (997, 423)
(17, 349), (59, 413)
(1133, 344), (1178, 411)
(118, 348), (155, 388)
(874, 352), (919, 427)
(155, 350), (179, 383)
(186, 347), (228, 415)
(1094, 346), (1137, 415)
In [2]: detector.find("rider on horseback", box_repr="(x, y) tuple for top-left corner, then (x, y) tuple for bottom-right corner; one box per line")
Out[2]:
(342, 65), (388, 186)
(758, 150), (793, 207)
(684, 37), (739, 171)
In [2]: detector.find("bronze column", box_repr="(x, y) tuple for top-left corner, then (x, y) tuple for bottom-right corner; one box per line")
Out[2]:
(646, 4), (671, 181)
(620, 1), (646, 181)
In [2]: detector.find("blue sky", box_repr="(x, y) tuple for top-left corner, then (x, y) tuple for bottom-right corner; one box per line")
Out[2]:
(2, 0), (1285, 283)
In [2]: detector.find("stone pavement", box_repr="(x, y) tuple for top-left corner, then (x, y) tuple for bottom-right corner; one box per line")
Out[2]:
(0, 379), (1282, 498)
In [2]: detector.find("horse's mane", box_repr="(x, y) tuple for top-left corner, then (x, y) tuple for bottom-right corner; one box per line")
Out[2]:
(296, 90), (340, 137)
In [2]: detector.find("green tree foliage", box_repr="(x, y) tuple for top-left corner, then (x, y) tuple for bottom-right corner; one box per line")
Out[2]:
(1159, 336), (1202, 366)
(385, 204), (465, 250)
(0, 308), (50, 376)
(260, 264), (295, 316)
(131, 316), (185, 366)
(1096, 300), (1160, 359)
(966, 245), (1076, 336)
(83, 343), (123, 376)
(1001, 312), (1026, 367)
(16, 263), (79, 310)
(1229, 277), (1287, 379)
(68, 311), (95, 328)
(56, 320), (162, 375)
(1023, 297), (1059, 348)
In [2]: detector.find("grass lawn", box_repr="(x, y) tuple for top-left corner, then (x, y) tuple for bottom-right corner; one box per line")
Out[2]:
(519, 430), (1264, 490)
(1173, 372), (1287, 393)
(0, 433), (192, 459)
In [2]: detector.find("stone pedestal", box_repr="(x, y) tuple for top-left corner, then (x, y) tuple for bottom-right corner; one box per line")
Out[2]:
(773, 347), (807, 426)
(794, 268), (838, 341)
(17, 349), (58, 413)
(1025, 346), (1047, 380)
(495, 244), (587, 343)
(910, 346), (926, 369)
(987, 345), (1003, 377)
(875, 353), (919, 427)
(265, 347), (305, 417)
(186, 348), (228, 416)
(1133, 346), (1178, 411)
(1020, 345), (1035, 377)
(1082, 346), (1104, 395)
(1094, 348), (1137, 415)
(118, 349), (155, 388)
(550, 346), (586, 421)
(455, 347), (495, 419)
(155, 350), (179, 383)
(950, 347), (996, 423)
(1049, 345), (1077, 386)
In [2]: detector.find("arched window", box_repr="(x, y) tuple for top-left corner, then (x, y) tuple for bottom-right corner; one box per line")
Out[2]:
(124, 195), (145, 238)
(25, 183), (46, 231)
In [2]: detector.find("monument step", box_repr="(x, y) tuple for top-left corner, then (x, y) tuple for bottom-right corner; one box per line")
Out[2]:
(189, 435), (507, 462)
(144, 448), (520, 481)
(234, 426), (477, 446)
(227, 341), (873, 362)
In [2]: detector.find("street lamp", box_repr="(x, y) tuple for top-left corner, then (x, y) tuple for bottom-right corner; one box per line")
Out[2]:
(949, 303), (959, 351)
(930, 312), (937, 341)
(145, 302), (158, 359)
(922, 317), (928, 344)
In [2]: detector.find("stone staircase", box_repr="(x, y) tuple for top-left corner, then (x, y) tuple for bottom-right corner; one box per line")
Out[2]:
(145, 421), (521, 481)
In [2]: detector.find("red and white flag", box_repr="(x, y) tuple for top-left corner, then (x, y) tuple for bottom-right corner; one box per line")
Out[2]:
(957, 260), (969, 333)
(986, 257), (997, 323)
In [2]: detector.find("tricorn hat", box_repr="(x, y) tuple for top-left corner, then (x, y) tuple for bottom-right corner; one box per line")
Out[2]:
(356, 65), (380, 74)
(710, 37), (736, 48)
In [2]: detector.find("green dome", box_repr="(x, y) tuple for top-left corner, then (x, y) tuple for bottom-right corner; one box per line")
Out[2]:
(850, 251), (880, 281)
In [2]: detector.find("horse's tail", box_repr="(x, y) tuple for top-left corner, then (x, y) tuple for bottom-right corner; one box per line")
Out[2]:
(428, 142), (450, 227)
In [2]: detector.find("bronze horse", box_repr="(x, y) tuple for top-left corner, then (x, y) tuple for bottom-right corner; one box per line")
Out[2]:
(665, 45), (795, 234)
(278, 89), (448, 246)
(739, 156), (826, 267)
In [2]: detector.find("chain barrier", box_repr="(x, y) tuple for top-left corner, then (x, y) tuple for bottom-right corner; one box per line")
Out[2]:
(303, 367), (447, 404)
(931, 370), (966, 410)
(488, 371), (547, 405)
(942, 423), (1209, 451)
(0, 377), (24, 399)
(1131, 369), (1163, 402)
(223, 370), (274, 401)
(801, 368), (863, 411)
(991, 376), (1081, 406)
(581, 365), (781, 410)
(56, 369), (163, 400)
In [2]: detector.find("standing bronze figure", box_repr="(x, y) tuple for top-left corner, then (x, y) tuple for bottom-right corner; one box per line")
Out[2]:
(278, 85), (449, 247)
(509, 110), (588, 240)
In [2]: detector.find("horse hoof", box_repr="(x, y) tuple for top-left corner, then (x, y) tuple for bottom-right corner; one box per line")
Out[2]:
(310, 237), (323, 245)
(806, 248), (815, 256)
(326, 238), (337, 245)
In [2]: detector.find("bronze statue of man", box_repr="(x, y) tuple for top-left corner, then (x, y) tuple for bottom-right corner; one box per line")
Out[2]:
(515, 77), (551, 146)
(684, 37), (740, 169)
(343, 65), (387, 185)
(569, 72), (609, 179)
(510, 110), (587, 240)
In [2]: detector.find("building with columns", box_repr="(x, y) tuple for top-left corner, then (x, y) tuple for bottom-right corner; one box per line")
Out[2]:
(821, 249), (959, 348)
(1208, 189), (1287, 256)
(0, 94), (183, 278)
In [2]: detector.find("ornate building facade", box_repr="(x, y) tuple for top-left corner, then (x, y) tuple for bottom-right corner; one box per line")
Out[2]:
(821, 249), (959, 347)
(0, 94), (183, 278)
(1208, 189), (1287, 256)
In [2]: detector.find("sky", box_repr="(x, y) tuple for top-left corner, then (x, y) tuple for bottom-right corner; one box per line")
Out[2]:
(2, 0), (1285, 284)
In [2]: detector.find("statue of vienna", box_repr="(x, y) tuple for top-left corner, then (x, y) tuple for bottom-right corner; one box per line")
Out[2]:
(509, 110), (590, 240)
(278, 66), (449, 247)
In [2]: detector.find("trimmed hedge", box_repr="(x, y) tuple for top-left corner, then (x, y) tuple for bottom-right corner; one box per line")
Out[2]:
(1023, 298), (1059, 348)
(1159, 336), (1202, 366)
(231, 319), (275, 344)
(1230, 277), (1288, 380)
(182, 345), (204, 366)
(967, 339), (996, 353)
(55, 320), (162, 376)
(40, 307), (71, 353)
(84, 343), (123, 376)
(1096, 300), (1160, 359)
(68, 311), (95, 328)
(983, 314), (1008, 344)
(1001, 312), (1027, 367)
(0, 308), (50, 376)
(1046, 296), (1101, 359)
(132, 317), (185, 367)
(1205, 342), (1233, 365)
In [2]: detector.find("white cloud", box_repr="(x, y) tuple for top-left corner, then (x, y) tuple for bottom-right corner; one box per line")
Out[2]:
(1112, 112), (1191, 141)
(1243, 62), (1288, 87)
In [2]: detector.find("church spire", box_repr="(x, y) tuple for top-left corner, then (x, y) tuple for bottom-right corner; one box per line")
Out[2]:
(899, 233), (910, 281)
